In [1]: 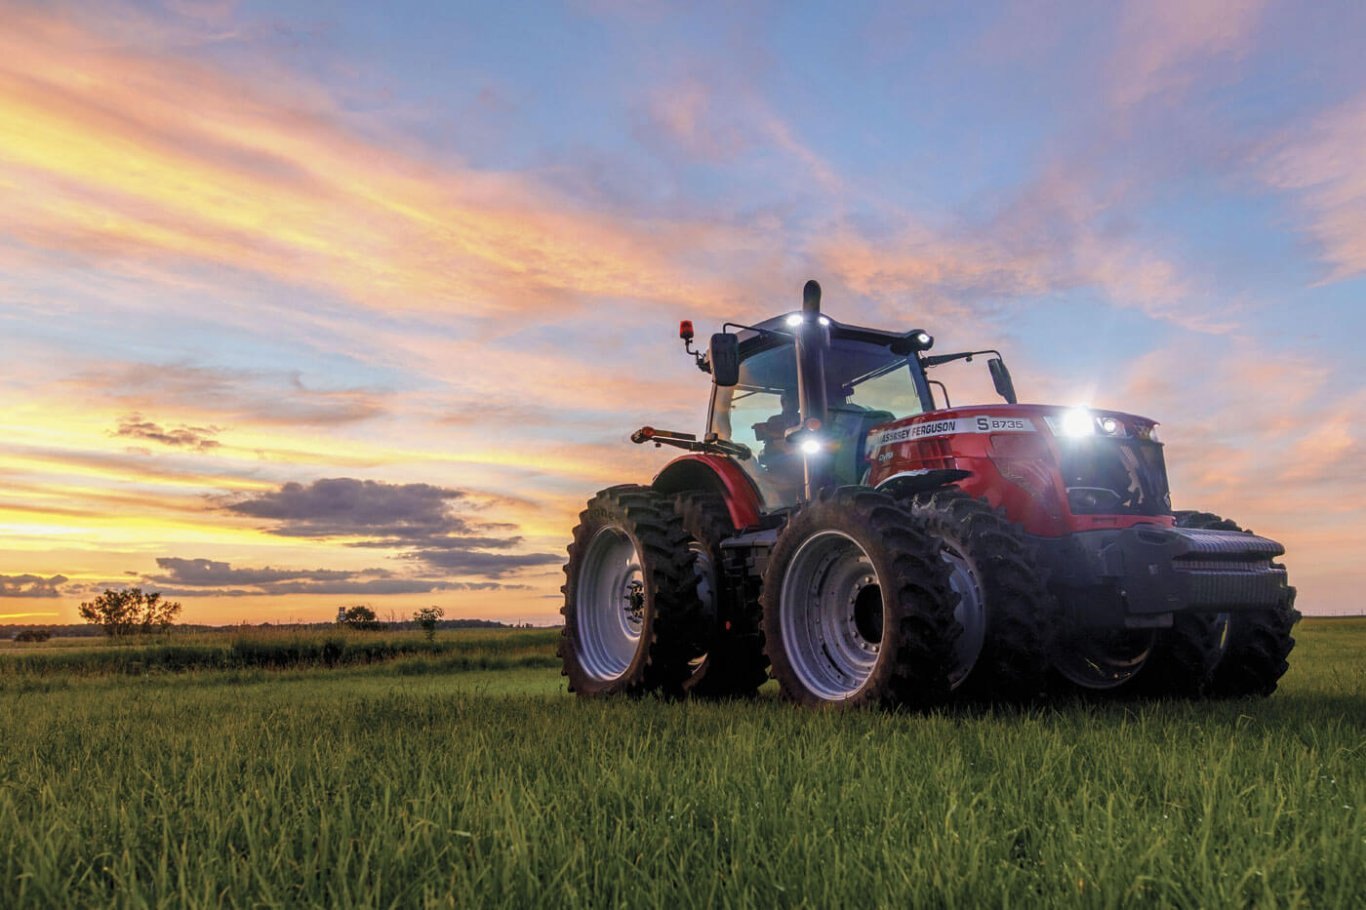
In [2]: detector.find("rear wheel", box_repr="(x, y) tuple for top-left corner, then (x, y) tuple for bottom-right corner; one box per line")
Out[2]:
(908, 490), (1049, 702)
(762, 487), (958, 710)
(674, 492), (769, 698)
(1173, 510), (1298, 698)
(559, 486), (705, 697)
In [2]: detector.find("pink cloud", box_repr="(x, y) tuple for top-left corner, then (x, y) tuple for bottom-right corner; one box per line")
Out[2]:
(811, 163), (1232, 333)
(1109, 0), (1266, 106)
(1261, 96), (1366, 281)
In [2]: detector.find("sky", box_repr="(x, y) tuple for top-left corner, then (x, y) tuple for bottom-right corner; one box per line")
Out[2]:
(1, 0), (1363, 625)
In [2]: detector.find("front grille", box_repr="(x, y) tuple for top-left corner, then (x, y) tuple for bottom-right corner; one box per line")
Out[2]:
(1058, 437), (1171, 516)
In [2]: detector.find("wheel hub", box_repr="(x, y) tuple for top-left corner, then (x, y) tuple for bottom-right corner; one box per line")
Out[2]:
(779, 530), (884, 700)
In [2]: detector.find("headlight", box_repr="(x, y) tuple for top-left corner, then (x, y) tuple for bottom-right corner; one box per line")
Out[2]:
(1056, 408), (1095, 438)
(785, 314), (803, 327)
(800, 437), (822, 455)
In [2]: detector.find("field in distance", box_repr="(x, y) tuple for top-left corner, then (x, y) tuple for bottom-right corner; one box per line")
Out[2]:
(2, 619), (1361, 908)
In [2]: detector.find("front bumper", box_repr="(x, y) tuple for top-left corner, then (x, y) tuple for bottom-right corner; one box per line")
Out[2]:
(1039, 525), (1289, 628)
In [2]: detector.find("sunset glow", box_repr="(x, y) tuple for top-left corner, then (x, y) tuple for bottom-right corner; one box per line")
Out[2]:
(2, 0), (1363, 624)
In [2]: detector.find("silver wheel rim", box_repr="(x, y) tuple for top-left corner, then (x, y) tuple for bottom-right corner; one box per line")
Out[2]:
(575, 526), (645, 681)
(1055, 630), (1155, 690)
(779, 530), (883, 701)
(943, 546), (986, 689)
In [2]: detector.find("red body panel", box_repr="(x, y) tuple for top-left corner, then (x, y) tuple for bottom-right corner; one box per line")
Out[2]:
(864, 404), (1173, 537)
(652, 454), (764, 530)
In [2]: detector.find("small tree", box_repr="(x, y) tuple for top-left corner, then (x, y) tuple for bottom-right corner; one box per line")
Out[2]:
(78, 588), (181, 637)
(337, 605), (383, 630)
(413, 606), (444, 641)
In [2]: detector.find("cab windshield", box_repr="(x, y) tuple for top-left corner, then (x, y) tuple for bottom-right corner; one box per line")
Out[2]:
(710, 338), (929, 506)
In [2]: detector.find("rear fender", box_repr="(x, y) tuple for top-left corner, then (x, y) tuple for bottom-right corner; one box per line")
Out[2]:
(651, 454), (763, 530)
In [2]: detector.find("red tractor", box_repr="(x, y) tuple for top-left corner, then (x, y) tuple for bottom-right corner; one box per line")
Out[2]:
(560, 281), (1298, 707)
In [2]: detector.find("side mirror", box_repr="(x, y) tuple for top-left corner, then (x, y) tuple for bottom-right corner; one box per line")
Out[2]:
(988, 357), (1018, 405)
(709, 333), (740, 387)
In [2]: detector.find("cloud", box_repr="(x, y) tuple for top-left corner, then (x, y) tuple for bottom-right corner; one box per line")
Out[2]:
(1261, 96), (1366, 281)
(812, 163), (1228, 333)
(258, 578), (527, 595)
(227, 478), (469, 539)
(1109, 0), (1266, 106)
(83, 363), (386, 426)
(0, 6), (740, 321)
(152, 557), (358, 586)
(0, 574), (69, 598)
(636, 79), (747, 163)
(115, 413), (221, 451)
(143, 557), (529, 596)
(403, 548), (564, 576)
(226, 478), (560, 577)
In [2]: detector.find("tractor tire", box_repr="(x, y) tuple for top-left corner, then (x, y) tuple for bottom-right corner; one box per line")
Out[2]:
(1173, 510), (1299, 698)
(761, 486), (959, 710)
(1127, 611), (1227, 699)
(674, 492), (769, 699)
(908, 489), (1050, 702)
(559, 485), (706, 698)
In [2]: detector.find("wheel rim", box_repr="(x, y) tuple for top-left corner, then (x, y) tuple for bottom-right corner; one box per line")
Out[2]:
(779, 530), (883, 701)
(942, 546), (986, 689)
(575, 526), (645, 681)
(1054, 629), (1155, 690)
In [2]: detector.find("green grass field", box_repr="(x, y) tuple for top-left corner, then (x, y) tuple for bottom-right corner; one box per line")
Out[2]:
(1, 621), (1361, 908)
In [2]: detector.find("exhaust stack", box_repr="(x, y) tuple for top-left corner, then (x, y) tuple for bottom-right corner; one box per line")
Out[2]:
(794, 279), (830, 501)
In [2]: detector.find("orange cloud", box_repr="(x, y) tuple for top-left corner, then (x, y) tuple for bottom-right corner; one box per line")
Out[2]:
(0, 7), (748, 321)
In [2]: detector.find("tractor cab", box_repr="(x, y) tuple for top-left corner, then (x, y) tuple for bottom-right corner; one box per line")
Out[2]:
(708, 315), (933, 506)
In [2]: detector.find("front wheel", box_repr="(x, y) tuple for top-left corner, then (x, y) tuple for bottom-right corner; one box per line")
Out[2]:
(761, 487), (959, 710)
(1173, 510), (1299, 698)
(559, 486), (704, 697)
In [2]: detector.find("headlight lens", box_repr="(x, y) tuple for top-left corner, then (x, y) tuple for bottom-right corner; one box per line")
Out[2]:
(800, 437), (822, 455)
(1057, 408), (1095, 437)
